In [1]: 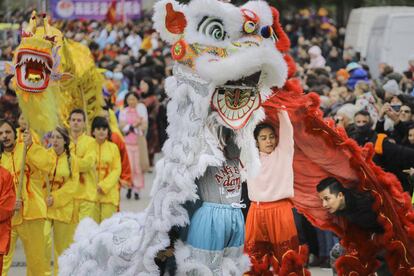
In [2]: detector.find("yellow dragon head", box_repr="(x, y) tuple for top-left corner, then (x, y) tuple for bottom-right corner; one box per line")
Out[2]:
(11, 11), (68, 135)
(11, 11), (103, 136)
(13, 11), (62, 94)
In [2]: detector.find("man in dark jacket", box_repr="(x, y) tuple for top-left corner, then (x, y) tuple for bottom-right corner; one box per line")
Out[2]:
(317, 177), (390, 275)
(317, 177), (383, 234)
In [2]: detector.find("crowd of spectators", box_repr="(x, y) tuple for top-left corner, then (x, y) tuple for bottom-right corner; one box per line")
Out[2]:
(1, 5), (414, 271)
(286, 8), (414, 193)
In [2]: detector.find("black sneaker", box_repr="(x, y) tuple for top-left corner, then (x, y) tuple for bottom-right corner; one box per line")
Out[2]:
(126, 189), (132, 199)
(320, 258), (331, 269)
(134, 193), (140, 200)
(309, 256), (322, 267)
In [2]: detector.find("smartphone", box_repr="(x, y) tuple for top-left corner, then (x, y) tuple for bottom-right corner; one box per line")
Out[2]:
(391, 105), (401, 112)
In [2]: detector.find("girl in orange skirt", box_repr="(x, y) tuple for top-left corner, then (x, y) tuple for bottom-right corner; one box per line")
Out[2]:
(245, 110), (308, 275)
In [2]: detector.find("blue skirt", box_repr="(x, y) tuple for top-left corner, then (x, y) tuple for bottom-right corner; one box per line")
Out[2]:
(186, 202), (245, 251)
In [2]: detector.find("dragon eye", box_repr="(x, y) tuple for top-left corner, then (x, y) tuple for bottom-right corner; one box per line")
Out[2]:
(198, 17), (226, 41)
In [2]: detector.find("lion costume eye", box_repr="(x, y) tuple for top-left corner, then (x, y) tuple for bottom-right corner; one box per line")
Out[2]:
(260, 25), (279, 42)
(243, 21), (256, 34)
(198, 17), (227, 41)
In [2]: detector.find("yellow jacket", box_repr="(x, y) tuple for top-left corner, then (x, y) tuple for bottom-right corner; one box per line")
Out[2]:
(0, 142), (53, 226)
(141, 35), (152, 51)
(47, 149), (79, 224)
(70, 133), (97, 202)
(95, 140), (121, 206)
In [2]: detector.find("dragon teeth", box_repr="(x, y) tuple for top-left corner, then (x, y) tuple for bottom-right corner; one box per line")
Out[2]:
(21, 54), (48, 65)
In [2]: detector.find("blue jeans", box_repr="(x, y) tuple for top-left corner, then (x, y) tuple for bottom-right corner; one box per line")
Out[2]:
(316, 229), (338, 257)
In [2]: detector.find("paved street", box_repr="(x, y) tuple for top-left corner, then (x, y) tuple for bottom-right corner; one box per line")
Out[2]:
(8, 169), (332, 276)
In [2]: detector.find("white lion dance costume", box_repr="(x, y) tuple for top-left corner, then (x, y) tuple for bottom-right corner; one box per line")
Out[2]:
(60, 0), (300, 275)
(60, 0), (414, 275)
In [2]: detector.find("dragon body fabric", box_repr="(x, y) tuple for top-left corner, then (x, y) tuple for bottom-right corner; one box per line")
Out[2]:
(11, 12), (103, 135)
(59, 0), (414, 275)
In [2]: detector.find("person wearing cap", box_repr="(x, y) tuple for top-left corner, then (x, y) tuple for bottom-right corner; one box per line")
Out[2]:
(335, 69), (349, 87)
(346, 62), (369, 91)
(334, 103), (360, 135)
(382, 79), (402, 100)
(385, 72), (404, 85)
(308, 45), (326, 69)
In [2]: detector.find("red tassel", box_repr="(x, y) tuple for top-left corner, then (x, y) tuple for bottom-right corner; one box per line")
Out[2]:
(270, 255), (279, 274)
(278, 247), (310, 276)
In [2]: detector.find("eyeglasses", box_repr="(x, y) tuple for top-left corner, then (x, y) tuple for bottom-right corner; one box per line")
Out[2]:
(400, 109), (412, 114)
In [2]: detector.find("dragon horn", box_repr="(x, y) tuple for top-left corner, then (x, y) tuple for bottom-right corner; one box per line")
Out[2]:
(43, 13), (51, 35)
(26, 10), (37, 34)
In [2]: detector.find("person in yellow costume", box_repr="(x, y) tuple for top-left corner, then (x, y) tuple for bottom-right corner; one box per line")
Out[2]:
(17, 112), (54, 275)
(46, 127), (79, 275)
(18, 112), (54, 275)
(0, 120), (52, 276)
(91, 116), (121, 222)
(68, 109), (98, 222)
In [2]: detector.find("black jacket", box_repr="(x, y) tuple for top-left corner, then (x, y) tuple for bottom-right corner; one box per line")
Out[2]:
(375, 138), (414, 194)
(334, 190), (384, 234)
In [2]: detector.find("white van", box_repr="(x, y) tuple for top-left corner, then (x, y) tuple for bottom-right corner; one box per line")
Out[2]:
(345, 7), (414, 58)
(365, 13), (414, 78)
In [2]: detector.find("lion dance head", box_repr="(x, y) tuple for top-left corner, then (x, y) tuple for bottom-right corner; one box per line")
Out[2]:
(154, 0), (294, 130)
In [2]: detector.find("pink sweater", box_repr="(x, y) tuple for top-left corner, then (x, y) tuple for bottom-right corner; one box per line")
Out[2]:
(247, 110), (294, 202)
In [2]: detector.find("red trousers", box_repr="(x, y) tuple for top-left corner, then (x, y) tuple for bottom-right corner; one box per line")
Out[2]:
(245, 199), (302, 275)
(245, 199), (299, 259)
